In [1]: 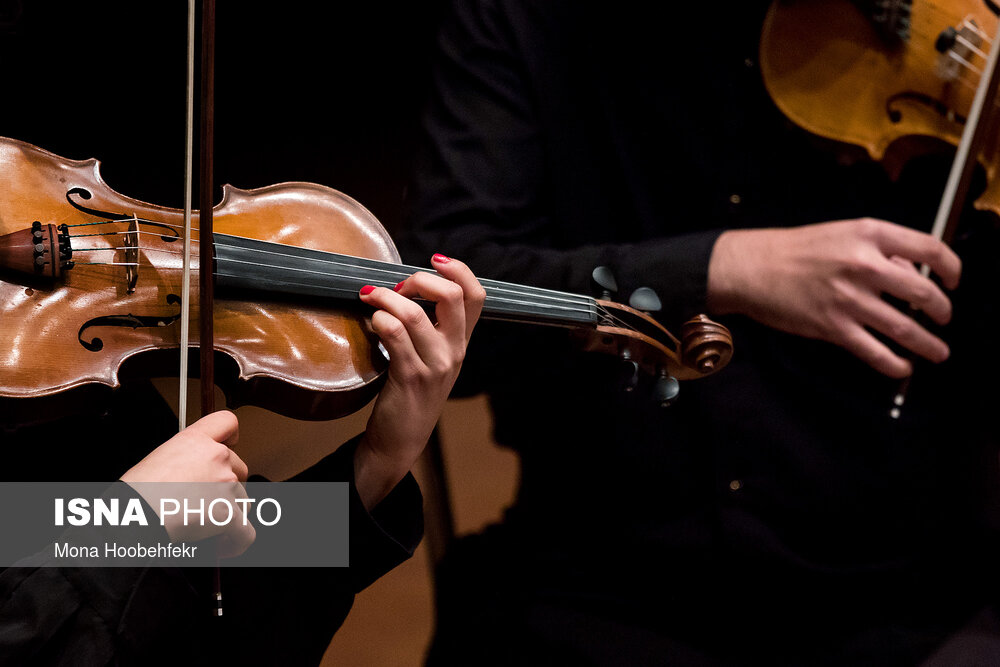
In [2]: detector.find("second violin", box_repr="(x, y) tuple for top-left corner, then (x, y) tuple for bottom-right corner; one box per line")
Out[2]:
(760, 0), (1000, 211)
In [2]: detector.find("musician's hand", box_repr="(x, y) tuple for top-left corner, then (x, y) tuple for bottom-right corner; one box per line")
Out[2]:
(707, 218), (962, 378)
(355, 254), (485, 510)
(120, 410), (255, 558)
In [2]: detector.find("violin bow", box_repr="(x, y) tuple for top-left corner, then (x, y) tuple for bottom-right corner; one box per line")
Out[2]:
(198, 0), (217, 424)
(179, 0), (221, 615)
(890, 14), (1000, 418)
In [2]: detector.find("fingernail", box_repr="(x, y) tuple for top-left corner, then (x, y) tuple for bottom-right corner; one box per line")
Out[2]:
(359, 285), (376, 296)
(432, 253), (451, 263)
(393, 280), (405, 291)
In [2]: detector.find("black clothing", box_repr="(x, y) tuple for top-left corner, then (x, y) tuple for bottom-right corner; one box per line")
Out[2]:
(0, 386), (423, 666)
(401, 1), (1000, 664)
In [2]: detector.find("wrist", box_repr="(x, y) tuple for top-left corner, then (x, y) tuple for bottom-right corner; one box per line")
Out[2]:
(706, 230), (746, 315)
(354, 434), (413, 512)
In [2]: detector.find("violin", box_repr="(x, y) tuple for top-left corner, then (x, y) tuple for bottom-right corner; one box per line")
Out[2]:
(0, 136), (733, 426)
(760, 0), (1000, 214)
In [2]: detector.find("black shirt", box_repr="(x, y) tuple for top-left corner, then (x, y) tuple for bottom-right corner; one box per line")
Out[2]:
(401, 1), (1000, 663)
(0, 385), (424, 666)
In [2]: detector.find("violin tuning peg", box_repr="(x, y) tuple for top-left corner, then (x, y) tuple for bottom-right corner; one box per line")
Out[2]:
(617, 351), (639, 392)
(591, 266), (618, 300)
(651, 371), (680, 407)
(621, 361), (640, 392)
(628, 286), (662, 312)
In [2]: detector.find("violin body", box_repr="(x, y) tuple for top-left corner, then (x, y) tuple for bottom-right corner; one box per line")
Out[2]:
(0, 137), (392, 422)
(760, 0), (1000, 212)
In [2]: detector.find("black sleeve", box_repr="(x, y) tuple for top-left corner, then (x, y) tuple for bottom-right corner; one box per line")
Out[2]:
(400, 0), (724, 321)
(288, 433), (424, 592)
(214, 434), (426, 667)
(0, 438), (423, 666)
(0, 484), (181, 666)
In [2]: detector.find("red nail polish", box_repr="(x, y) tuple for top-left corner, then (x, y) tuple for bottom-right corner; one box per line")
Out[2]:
(359, 285), (376, 296)
(393, 280), (405, 291)
(432, 253), (451, 263)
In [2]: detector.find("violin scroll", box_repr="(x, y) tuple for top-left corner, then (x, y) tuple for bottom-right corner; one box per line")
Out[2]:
(588, 299), (733, 383)
(579, 267), (733, 384)
(680, 315), (734, 375)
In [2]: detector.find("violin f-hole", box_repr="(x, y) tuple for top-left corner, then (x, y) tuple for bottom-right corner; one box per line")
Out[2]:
(77, 293), (182, 352)
(66, 188), (182, 243)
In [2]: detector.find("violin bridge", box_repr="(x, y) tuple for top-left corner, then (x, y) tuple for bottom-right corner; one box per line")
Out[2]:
(937, 18), (988, 83)
(124, 215), (139, 293)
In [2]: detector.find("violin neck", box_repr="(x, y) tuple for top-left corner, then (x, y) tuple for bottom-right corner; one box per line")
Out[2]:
(213, 233), (598, 329)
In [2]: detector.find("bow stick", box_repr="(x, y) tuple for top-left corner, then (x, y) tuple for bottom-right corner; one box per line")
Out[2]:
(179, 0), (221, 615)
(890, 11), (1000, 419)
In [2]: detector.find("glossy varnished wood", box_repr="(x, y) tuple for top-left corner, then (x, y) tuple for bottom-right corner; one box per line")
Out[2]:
(761, 0), (1000, 210)
(761, 0), (993, 159)
(0, 137), (393, 419)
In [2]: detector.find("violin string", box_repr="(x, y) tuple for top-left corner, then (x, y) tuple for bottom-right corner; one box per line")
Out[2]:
(594, 303), (648, 333)
(66, 221), (616, 319)
(948, 50), (984, 77)
(72, 246), (185, 253)
(75, 261), (644, 334)
(910, 28), (990, 90)
(215, 256), (599, 317)
(208, 267), (642, 334)
(65, 219), (177, 229)
(964, 19), (992, 45)
(75, 257), (600, 319)
(206, 273), (625, 332)
(208, 239), (597, 309)
(595, 305), (630, 328)
(73, 240), (595, 309)
(60, 220), (713, 327)
(66, 219), (579, 296)
(955, 35), (989, 61)
(104, 227), (598, 311)
(69, 230), (184, 240)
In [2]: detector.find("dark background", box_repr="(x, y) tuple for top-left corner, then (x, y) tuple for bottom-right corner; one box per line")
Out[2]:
(1, 0), (444, 237)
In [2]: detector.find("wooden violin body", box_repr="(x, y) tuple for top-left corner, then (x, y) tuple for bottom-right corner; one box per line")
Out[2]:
(0, 137), (392, 421)
(0, 137), (733, 424)
(760, 0), (1000, 213)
